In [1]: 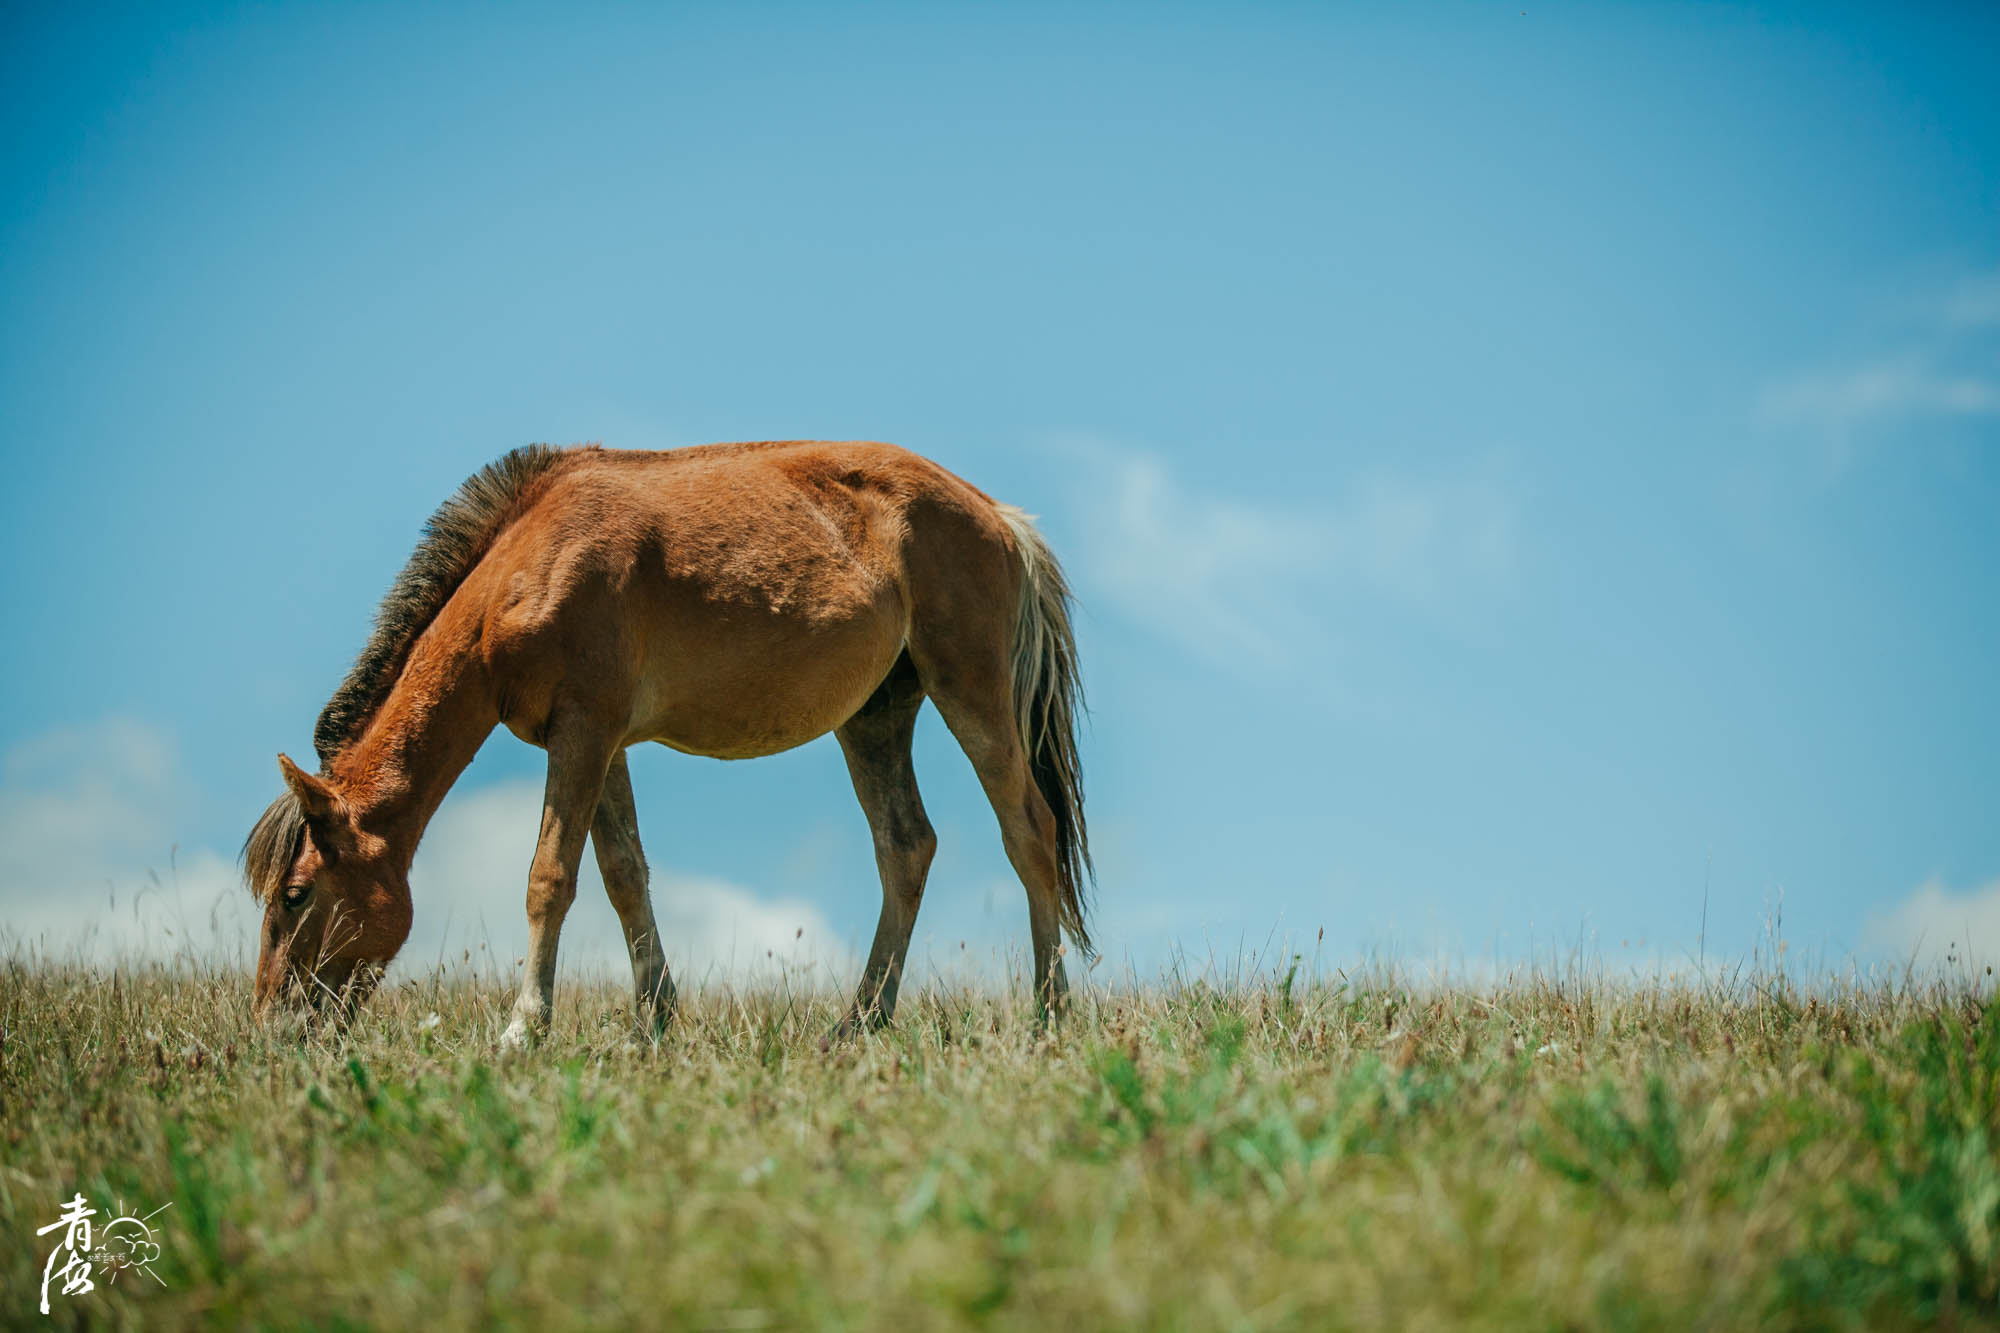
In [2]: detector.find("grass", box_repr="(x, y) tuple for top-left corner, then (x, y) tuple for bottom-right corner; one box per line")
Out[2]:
(2, 951), (1996, 1331)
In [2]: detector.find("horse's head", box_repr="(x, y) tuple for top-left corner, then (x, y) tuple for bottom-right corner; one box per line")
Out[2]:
(244, 754), (412, 1019)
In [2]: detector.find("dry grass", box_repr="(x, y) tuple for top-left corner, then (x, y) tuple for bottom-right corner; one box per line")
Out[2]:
(2, 951), (1996, 1331)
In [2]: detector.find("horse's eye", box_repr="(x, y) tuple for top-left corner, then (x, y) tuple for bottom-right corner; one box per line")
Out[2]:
(282, 882), (313, 910)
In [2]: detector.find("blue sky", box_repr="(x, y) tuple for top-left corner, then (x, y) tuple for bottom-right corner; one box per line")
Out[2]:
(3, 1), (1996, 984)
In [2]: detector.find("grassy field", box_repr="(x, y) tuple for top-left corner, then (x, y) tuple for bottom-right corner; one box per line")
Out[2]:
(2, 954), (1996, 1331)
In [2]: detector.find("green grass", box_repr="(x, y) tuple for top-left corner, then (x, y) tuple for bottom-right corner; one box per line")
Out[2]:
(2, 954), (1996, 1331)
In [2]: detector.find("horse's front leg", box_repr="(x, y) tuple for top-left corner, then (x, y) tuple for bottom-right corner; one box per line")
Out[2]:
(592, 750), (675, 1041)
(500, 721), (619, 1051)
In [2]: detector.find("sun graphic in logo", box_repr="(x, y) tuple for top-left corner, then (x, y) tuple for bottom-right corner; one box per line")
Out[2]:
(89, 1201), (171, 1287)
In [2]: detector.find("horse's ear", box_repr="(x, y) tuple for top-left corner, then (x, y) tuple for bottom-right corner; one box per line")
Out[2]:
(277, 753), (348, 833)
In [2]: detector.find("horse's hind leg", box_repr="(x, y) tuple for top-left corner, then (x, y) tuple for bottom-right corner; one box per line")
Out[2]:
(500, 718), (621, 1052)
(924, 674), (1070, 1024)
(830, 654), (936, 1038)
(592, 751), (675, 1041)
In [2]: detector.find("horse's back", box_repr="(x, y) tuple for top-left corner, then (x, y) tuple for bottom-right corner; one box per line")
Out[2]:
(477, 442), (1012, 758)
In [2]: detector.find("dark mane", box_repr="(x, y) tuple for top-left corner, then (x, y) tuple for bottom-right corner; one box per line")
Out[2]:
(312, 444), (575, 764)
(243, 444), (576, 900)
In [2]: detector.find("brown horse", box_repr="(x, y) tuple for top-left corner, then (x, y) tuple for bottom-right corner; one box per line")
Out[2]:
(242, 441), (1091, 1045)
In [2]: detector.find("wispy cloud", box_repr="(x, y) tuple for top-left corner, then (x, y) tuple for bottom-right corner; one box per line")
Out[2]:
(1942, 268), (2000, 331)
(1865, 875), (2000, 973)
(0, 719), (250, 960)
(1758, 266), (2000, 435)
(0, 721), (852, 982)
(1064, 442), (1516, 675)
(1759, 361), (2000, 430)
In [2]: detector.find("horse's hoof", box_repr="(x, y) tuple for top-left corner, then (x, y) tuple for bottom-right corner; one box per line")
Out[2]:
(497, 1019), (539, 1054)
(820, 1010), (883, 1051)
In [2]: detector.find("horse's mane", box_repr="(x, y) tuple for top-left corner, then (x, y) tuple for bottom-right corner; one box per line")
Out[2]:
(242, 443), (577, 902)
(314, 444), (575, 763)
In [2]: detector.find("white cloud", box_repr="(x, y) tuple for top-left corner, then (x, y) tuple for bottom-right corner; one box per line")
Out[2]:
(0, 722), (853, 984)
(1069, 443), (1515, 673)
(1865, 876), (2000, 973)
(1942, 269), (2000, 331)
(0, 718), (253, 962)
(1759, 361), (2000, 430)
(1758, 266), (2000, 435)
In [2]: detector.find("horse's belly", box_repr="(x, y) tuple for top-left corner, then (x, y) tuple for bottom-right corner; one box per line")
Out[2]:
(627, 603), (906, 760)
(648, 727), (820, 761)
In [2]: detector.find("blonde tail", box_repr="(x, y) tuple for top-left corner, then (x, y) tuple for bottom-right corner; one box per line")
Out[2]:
(995, 504), (1094, 956)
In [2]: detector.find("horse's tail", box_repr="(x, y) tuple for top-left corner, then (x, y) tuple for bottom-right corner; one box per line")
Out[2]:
(994, 504), (1095, 958)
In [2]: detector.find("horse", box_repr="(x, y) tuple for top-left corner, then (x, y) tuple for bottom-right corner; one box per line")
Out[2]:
(241, 440), (1091, 1046)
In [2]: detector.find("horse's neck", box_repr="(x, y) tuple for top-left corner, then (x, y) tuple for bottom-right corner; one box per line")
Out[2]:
(331, 624), (500, 872)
